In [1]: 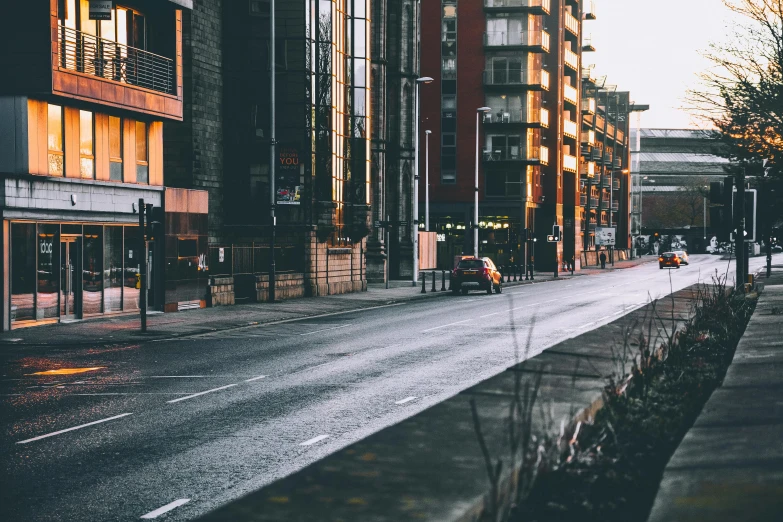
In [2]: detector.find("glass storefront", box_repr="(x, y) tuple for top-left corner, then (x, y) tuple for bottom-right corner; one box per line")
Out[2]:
(9, 221), (148, 326)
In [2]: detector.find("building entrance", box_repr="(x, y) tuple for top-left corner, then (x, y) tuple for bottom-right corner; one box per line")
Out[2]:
(60, 236), (82, 320)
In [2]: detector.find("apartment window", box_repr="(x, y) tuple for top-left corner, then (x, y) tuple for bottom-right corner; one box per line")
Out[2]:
(109, 116), (123, 181)
(135, 121), (148, 183)
(47, 104), (64, 176)
(79, 110), (94, 179)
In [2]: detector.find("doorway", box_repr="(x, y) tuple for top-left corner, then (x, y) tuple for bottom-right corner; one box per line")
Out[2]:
(60, 235), (82, 320)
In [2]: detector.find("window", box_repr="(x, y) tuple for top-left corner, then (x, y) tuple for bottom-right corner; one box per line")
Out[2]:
(48, 104), (64, 176)
(109, 116), (123, 181)
(136, 121), (148, 183)
(79, 110), (94, 179)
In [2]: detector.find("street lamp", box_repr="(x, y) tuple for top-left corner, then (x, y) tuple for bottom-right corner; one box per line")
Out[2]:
(413, 76), (433, 286)
(425, 130), (432, 231)
(474, 106), (492, 258)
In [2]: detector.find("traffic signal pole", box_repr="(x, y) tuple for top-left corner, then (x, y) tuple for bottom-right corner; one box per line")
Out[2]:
(139, 198), (147, 332)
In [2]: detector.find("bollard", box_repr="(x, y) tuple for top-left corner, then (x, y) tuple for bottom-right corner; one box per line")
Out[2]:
(441, 270), (447, 291)
(512, 264), (517, 282)
(431, 270), (436, 292)
(421, 272), (427, 293)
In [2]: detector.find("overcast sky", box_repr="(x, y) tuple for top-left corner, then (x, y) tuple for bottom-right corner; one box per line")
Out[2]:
(587, 0), (738, 130)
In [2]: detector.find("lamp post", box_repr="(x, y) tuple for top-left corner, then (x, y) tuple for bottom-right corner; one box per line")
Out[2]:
(413, 76), (433, 286)
(269, 0), (277, 302)
(425, 129), (431, 231)
(640, 176), (654, 253)
(474, 106), (492, 258)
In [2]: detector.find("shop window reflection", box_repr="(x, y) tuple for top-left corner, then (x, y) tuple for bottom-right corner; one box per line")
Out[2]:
(83, 226), (103, 314)
(37, 224), (60, 319)
(11, 223), (36, 322)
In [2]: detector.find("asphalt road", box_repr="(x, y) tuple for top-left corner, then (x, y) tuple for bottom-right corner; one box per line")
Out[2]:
(0, 254), (774, 522)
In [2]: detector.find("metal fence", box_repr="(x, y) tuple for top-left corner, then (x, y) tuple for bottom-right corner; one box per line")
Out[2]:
(208, 244), (306, 277)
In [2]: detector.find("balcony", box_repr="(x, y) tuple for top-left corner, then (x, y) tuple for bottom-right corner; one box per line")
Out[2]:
(540, 108), (550, 127)
(483, 106), (547, 126)
(589, 176), (599, 185)
(582, 67), (596, 84)
(589, 198), (598, 208)
(600, 177), (612, 188)
(582, 130), (595, 146)
(564, 11), (580, 36)
(582, 34), (596, 52)
(580, 194), (587, 206)
(590, 148), (602, 161)
(613, 179), (621, 190)
(484, 0), (551, 14)
(585, 0), (597, 20)
(582, 97), (596, 114)
(564, 119), (578, 139)
(613, 158), (622, 169)
(612, 201), (620, 211)
(563, 154), (578, 173)
(541, 146), (549, 165)
(564, 83), (578, 105)
(580, 161), (595, 177)
(616, 129), (625, 142)
(484, 30), (550, 52)
(599, 199), (609, 210)
(564, 49), (579, 71)
(58, 26), (175, 96)
(484, 69), (550, 90)
(483, 145), (541, 163)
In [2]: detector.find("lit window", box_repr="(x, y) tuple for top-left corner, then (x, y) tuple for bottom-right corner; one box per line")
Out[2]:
(109, 116), (123, 181)
(136, 121), (148, 183)
(79, 110), (94, 179)
(47, 104), (64, 176)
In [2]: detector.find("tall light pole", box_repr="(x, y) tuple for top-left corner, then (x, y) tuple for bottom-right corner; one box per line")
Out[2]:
(640, 176), (654, 253)
(269, 0), (277, 302)
(413, 76), (433, 286)
(425, 129), (431, 231)
(474, 106), (492, 258)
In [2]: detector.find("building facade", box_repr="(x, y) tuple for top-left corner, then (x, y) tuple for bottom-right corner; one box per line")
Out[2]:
(0, 0), (210, 330)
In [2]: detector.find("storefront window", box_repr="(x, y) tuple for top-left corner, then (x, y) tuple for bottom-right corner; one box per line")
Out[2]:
(37, 224), (60, 319)
(48, 104), (64, 176)
(104, 226), (123, 312)
(83, 226), (103, 314)
(123, 226), (140, 311)
(11, 223), (36, 322)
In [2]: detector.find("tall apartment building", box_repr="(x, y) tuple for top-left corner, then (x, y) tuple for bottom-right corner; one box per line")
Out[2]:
(0, 1), (211, 330)
(420, 0), (616, 272)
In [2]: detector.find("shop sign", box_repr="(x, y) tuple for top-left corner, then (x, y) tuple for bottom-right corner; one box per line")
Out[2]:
(277, 147), (301, 205)
(89, 1), (113, 20)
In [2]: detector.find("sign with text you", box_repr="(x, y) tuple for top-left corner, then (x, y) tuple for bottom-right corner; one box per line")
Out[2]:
(89, 0), (113, 20)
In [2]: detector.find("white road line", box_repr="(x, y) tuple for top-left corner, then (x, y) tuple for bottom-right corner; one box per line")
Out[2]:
(148, 376), (206, 378)
(395, 396), (417, 405)
(244, 375), (267, 382)
(299, 324), (352, 336)
(300, 434), (330, 446)
(422, 319), (472, 332)
(166, 384), (238, 404)
(577, 321), (597, 329)
(140, 499), (191, 519)
(16, 413), (133, 444)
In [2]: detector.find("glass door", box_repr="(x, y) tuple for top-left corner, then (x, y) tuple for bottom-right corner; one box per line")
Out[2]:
(60, 236), (82, 320)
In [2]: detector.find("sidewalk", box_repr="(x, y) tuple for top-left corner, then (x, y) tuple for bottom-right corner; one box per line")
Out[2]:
(647, 264), (783, 522)
(0, 256), (655, 347)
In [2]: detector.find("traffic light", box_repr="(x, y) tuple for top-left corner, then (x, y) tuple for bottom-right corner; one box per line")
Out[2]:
(552, 225), (561, 242)
(709, 177), (734, 241)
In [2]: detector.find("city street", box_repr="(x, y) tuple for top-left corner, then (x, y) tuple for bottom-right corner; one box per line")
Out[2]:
(0, 254), (774, 522)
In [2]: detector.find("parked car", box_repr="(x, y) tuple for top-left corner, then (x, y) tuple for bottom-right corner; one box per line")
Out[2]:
(659, 252), (681, 269)
(673, 250), (689, 265)
(451, 257), (502, 295)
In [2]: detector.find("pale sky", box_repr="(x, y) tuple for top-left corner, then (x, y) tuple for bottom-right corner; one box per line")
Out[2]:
(587, 0), (738, 130)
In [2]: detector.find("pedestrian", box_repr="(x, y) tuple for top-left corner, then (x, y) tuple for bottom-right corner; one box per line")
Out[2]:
(570, 256), (575, 275)
(600, 252), (607, 269)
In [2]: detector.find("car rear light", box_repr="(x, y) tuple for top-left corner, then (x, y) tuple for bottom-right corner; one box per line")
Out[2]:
(659, 257), (664, 262)
(482, 267), (491, 278)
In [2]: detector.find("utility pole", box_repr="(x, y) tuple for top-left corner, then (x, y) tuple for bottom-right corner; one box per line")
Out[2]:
(138, 198), (147, 332)
(269, 0), (277, 302)
(735, 167), (746, 289)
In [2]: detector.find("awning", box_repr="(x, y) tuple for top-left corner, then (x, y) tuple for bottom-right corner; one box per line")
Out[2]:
(167, 0), (193, 9)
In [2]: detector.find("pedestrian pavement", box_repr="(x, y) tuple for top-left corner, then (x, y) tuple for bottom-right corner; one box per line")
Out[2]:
(0, 256), (655, 347)
(647, 264), (783, 522)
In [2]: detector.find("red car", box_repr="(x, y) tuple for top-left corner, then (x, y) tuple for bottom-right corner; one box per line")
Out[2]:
(451, 257), (503, 295)
(659, 252), (681, 269)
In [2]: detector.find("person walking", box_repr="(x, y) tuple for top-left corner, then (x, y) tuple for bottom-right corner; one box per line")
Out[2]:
(600, 251), (607, 269)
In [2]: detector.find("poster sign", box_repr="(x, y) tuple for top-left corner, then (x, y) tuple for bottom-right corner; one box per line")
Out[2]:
(89, 0), (113, 20)
(277, 147), (301, 205)
(595, 227), (616, 246)
(218, 248), (225, 263)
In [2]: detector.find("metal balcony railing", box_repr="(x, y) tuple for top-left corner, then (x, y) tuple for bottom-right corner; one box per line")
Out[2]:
(582, 130), (595, 146)
(563, 154), (578, 173)
(564, 119), (578, 138)
(580, 194), (587, 206)
(613, 158), (622, 169)
(483, 69), (549, 90)
(601, 177), (612, 188)
(564, 83), (578, 104)
(58, 25), (174, 95)
(483, 145), (540, 162)
(582, 97), (596, 114)
(589, 198), (598, 208)
(585, 0), (597, 20)
(564, 11), (579, 35)
(611, 201), (619, 210)
(540, 145), (549, 164)
(613, 179), (621, 190)
(580, 161), (595, 177)
(564, 49), (579, 71)
(484, 30), (550, 51)
(484, 0), (551, 11)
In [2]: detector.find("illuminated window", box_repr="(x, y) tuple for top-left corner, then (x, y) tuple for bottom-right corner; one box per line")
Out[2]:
(79, 110), (94, 179)
(136, 121), (148, 184)
(47, 104), (64, 176)
(109, 116), (123, 181)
